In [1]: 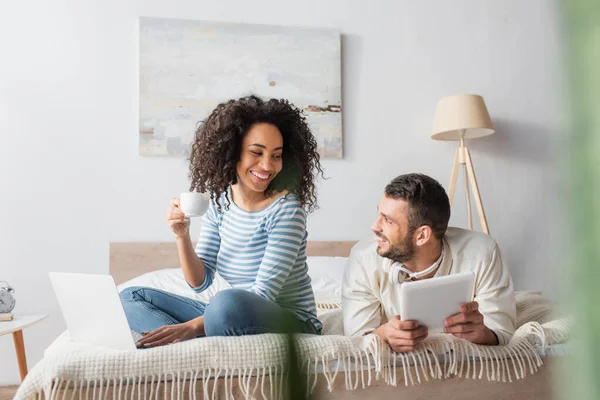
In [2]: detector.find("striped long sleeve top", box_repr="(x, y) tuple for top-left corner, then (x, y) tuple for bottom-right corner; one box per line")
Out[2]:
(193, 189), (321, 331)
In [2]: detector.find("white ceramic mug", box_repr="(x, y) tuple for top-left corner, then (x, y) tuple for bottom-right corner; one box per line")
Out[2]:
(179, 192), (210, 217)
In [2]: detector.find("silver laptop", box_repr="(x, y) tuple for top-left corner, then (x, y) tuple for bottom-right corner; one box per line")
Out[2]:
(49, 272), (138, 350)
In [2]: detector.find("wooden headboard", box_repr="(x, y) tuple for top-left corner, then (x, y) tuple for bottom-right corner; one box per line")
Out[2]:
(109, 241), (357, 285)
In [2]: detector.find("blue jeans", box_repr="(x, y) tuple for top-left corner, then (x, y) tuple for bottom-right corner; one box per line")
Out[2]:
(119, 287), (320, 336)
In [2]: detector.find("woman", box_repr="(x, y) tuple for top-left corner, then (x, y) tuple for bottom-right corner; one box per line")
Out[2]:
(120, 95), (325, 348)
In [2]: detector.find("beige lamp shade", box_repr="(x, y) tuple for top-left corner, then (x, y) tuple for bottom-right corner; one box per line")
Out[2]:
(431, 94), (495, 141)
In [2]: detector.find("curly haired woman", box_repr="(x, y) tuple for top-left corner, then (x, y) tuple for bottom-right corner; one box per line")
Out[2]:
(120, 95), (325, 347)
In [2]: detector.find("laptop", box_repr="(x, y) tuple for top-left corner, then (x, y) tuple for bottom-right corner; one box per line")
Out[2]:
(49, 272), (138, 350)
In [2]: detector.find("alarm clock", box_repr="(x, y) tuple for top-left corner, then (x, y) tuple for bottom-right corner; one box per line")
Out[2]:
(0, 281), (16, 314)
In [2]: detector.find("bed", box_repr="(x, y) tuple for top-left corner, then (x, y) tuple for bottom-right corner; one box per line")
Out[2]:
(14, 241), (569, 399)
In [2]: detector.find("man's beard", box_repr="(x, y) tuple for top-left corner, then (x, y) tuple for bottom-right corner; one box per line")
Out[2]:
(376, 231), (416, 263)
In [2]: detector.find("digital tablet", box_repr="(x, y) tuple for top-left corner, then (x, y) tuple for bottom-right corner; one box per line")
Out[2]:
(400, 271), (475, 333)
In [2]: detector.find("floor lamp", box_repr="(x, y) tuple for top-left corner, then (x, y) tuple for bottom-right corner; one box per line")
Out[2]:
(431, 94), (495, 235)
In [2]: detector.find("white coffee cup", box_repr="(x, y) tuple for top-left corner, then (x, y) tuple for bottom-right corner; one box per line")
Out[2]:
(179, 192), (210, 217)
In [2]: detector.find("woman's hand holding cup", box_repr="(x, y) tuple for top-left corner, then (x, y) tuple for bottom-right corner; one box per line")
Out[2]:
(167, 198), (190, 237)
(167, 192), (209, 237)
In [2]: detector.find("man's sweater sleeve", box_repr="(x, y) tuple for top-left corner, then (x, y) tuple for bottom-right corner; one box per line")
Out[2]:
(342, 248), (383, 336)
(475, 242), (517, 345)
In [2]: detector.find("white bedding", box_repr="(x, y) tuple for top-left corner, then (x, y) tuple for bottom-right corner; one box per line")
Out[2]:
(14, 258), (571, 400)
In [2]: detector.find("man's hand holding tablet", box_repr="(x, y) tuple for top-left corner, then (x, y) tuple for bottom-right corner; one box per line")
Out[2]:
(443, 301), (498, 345)
(372, 316), (429, 353)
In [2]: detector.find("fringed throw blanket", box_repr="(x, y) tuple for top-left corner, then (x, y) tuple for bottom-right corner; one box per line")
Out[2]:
(15, 292), (570, 400)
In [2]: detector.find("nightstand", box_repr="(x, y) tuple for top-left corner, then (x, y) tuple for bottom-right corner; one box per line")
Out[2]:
(0, 314), (48, 381)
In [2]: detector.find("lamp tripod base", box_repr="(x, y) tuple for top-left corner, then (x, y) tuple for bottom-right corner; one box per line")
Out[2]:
(448, 141), (490, 235)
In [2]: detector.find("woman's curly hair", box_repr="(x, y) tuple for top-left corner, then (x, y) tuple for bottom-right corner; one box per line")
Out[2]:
(189, 95), (325, 213)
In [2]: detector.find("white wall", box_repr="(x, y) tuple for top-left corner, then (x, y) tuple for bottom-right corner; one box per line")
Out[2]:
(0, 0), (562, 385)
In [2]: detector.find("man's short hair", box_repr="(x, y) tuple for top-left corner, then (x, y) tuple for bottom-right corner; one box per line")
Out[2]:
(384, 173), (451, 239)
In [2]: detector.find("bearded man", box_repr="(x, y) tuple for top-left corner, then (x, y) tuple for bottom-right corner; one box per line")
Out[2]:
(342, 173), (516, 352)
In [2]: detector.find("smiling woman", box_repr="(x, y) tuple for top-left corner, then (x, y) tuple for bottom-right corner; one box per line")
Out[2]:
(119, 95), (326, 348)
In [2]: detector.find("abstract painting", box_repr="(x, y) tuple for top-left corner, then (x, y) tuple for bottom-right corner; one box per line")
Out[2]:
(138, 17), (342, 158)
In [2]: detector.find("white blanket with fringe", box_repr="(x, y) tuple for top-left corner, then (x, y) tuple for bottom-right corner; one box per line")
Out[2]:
(15, 291), (570, 400)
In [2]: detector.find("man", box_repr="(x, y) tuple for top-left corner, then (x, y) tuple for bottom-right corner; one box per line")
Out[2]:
(342, 173), (516, 352)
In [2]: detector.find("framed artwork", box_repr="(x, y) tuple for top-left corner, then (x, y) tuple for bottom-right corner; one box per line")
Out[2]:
(139, 17), (342, 158)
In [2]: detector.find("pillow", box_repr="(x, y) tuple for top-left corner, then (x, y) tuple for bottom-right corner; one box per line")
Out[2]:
(118, 256), (349, 307)
(306, 256), (348, 307)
